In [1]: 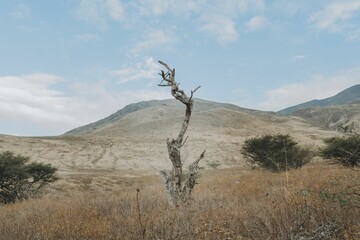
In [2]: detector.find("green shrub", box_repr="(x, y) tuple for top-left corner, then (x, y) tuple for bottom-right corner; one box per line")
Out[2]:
(0, 151), (58, 204)
(241, 134), (312, 172)
(321, 135), (360, 167)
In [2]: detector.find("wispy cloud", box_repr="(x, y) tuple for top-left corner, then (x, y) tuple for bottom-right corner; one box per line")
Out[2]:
(238, 0), (266, 13)
(291, 55), (306, 61)
(130, 0), (265, 46)
(245, 16), (267, 32)
(0, 72), (169, 136)
(74, 33), (101, 42)
(103, 0), (125, 20)
(200, 15), (239, 44)
(310, 1), (360, 32)
(9, 4), (32, 19)
(123, 89), (169, 101)
(74, 0), (267, 47)
(269, 1), (307, 16)
(197, 0), (266, 43)
(258, 67), (360, 111)
(110, 57), (159, 83)
(131, 29), (175, 54)
(132, 0), (202, 16)
(347, 28), (360, 41)
(132, 0), (265, 17)
(75, 0), (125, 29)
(0, 74), (79, 133)
(76, 0), (108, 29)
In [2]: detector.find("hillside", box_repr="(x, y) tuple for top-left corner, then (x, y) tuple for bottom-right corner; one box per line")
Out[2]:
(64, 98), (260, 136)
(0, 98), (338, 173)
(278, 84), (360, 115)
(292, 102), (360, 132)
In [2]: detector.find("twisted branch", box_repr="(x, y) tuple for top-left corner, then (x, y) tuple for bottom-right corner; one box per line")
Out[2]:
(158, 60), (205, 205)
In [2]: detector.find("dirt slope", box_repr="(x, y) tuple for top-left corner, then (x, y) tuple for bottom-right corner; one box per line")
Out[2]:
(0, 99), (340, 173)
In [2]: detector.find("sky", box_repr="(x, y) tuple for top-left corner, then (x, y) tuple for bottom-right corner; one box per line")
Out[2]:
(1, 0), (360, 136)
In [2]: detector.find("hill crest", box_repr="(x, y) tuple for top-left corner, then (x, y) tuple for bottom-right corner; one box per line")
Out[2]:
(278, 84), (360, 115)
(64, 98), (261, 136)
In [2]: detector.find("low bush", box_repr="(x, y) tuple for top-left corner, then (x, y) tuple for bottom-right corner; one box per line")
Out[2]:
(0, 151), (58, 204)
(321, 135), (360, 167)
(241, 134), (312, 172)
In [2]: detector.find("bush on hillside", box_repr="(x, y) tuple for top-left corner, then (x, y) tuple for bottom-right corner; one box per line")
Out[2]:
(241, 134), (312, 172)
(321, 135), (360, 167)
(0, 151), (58, 204)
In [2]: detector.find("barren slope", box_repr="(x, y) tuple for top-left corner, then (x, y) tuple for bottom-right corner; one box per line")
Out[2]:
(279, 84), (360, 115)
(292, 103), (360, 132)
(0, 99), (339, 174)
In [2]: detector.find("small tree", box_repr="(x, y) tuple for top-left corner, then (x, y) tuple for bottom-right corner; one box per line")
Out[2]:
(321, 135), (360, 168)
(157, 61), (205, 206)
(241, 134), (312, 172)
(0, 151), (58, 204)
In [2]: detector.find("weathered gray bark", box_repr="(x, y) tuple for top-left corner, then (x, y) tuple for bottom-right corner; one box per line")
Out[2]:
(158, 60), (205, 205)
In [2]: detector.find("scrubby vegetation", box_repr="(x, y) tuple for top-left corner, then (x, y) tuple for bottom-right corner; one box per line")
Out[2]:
(0, 165), (358, 239)
(321, 135), (360, 167)
(1, 133), (359, 239)
(241, 134), (312, 172)
(0, 151), (58, 204)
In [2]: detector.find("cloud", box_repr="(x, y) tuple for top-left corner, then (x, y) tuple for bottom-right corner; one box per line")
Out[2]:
(258, 67), (360, 111)
(0, 74), (121, 135)
(130, 0), (265, 45)
(207, 0), (265, 15)
(0, 74), (80, 134)
(292, 55), (306, 61)
(201, 15), (239, 44)
(269, 1), (306, 16)
(245, 16), (267, 31)
(75, 0), (125, 29)
(131, 29), (175, 54)
(9, 4), (32, 19)
(110, 58), (159, 83)
(197, 1), (266, 44)
(346, 28), (360, 41)
(237, 0), (266, 13)
(310, 1), (360, 32)
(132, 0), (265, 17)
(0, 72), (170, 136)
(123, 89), (169, 101)
(76, 0), (108, 29)
(103, 0), (125, 20)
(132, 0), (203, 16)
(75, 33), (101, 42)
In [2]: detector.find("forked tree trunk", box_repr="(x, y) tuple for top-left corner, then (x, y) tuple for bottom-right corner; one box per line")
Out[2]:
(158, 61), (205, 206)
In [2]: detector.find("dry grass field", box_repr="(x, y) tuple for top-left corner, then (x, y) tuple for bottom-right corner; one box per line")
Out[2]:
(0, 163), (359, 239)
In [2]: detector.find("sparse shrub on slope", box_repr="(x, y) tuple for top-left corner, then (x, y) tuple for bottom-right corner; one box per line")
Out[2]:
(321, 135), (360, 167)
(241, 134), (312, 172)
(0, 151), (58, 204)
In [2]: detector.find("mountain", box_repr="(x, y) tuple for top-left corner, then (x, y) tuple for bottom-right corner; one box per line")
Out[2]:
(291, 102), (360, 132)
(0, 98), (338, 173)
(278, 84), (360, 115)
(64, 100), (160, 135)
(64, 98), (262, 136)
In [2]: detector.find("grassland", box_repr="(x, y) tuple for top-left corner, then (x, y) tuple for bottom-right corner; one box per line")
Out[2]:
(0, 163), (359, 239)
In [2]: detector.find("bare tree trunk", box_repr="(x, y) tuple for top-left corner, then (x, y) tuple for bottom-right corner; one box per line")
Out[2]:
(158, 60), (205, 206)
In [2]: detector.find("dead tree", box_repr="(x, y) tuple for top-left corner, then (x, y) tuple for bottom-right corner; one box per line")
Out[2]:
(158, 60), (206, 206)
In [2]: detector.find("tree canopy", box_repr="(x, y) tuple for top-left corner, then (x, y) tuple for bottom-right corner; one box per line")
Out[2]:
(321, 135), (360, 168)
(241, 134), (312, 172)
(0, 151), (58, 204)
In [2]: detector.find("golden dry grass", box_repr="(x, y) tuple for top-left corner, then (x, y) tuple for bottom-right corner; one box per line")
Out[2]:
(0, 164), (359, 239)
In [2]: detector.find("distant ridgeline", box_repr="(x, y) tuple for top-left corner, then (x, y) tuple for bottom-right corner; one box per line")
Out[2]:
(63, 98), (259, 136)
(278, 84), (360, 132)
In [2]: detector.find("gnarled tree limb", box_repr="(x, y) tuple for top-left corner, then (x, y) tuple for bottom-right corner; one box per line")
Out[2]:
(158, 60), (205, 205)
